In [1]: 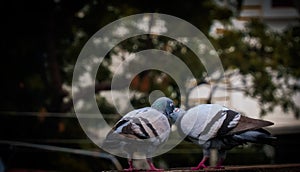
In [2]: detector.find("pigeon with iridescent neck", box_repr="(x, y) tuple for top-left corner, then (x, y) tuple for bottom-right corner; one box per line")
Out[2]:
(103, 97), (175, 171)
(169, 104), (276, 170)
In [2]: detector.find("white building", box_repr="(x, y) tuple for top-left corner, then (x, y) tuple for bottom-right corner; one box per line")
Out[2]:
(212, 0), (299, 32)
(238, 0), (299, 32)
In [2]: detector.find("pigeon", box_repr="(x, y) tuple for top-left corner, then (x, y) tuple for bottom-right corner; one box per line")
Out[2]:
(169, 104), (276, 170)
(103, 97), (175, 171)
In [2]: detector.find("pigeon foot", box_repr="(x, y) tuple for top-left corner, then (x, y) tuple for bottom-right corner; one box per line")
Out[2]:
(191, 163), (207, 170)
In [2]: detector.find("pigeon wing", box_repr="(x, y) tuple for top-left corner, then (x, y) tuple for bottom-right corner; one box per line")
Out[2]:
(108, 108), (170, 141)
(226, 115), (274, 135)
(215, 109), (274, 136)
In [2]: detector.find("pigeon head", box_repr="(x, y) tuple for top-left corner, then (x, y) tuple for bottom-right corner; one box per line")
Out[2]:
(169, 108), (186, 124)
(151, 97), (175, 117)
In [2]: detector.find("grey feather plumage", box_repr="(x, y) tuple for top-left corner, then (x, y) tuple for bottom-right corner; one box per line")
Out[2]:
(170, 104), (276, 169)
(103, 107), (171, 157)
(102, 97), (175, 170)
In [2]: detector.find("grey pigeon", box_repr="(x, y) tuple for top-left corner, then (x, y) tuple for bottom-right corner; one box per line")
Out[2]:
(169, 104), (276, 170)
(103, 97), (175, 171)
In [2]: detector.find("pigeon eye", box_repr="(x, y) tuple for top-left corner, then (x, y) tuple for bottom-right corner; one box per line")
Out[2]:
(170, 103), (174, 107)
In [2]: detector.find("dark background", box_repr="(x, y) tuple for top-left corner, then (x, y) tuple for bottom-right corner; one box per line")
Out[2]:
(1, 0), (300, 171)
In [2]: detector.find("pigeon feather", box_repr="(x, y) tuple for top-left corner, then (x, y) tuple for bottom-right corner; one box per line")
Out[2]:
(102, 97), (174, 171)
(169, 104), (276, 169)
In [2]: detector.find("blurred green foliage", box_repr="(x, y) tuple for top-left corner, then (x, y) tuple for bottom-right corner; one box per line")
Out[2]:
(212, 19), (300, 117)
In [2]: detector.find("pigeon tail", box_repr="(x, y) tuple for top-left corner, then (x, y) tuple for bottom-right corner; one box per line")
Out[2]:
(227, 115), (274, 135)
(233, 129), (277, 146)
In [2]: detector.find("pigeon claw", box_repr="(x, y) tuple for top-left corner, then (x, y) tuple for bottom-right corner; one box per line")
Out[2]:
(191, 163), (207, 170)
(147, 159), (163, 171)
(147, 165), (163, 171)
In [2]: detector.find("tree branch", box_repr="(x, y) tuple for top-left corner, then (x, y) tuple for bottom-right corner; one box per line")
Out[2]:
(61, 81), (126, 112)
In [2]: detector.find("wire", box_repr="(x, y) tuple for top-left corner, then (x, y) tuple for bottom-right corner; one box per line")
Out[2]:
(0, 111), (119, 119)
(0, 140), (122, 170)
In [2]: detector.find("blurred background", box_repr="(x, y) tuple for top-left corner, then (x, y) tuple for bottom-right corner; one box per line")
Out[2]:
(0, 0), (300, 171)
